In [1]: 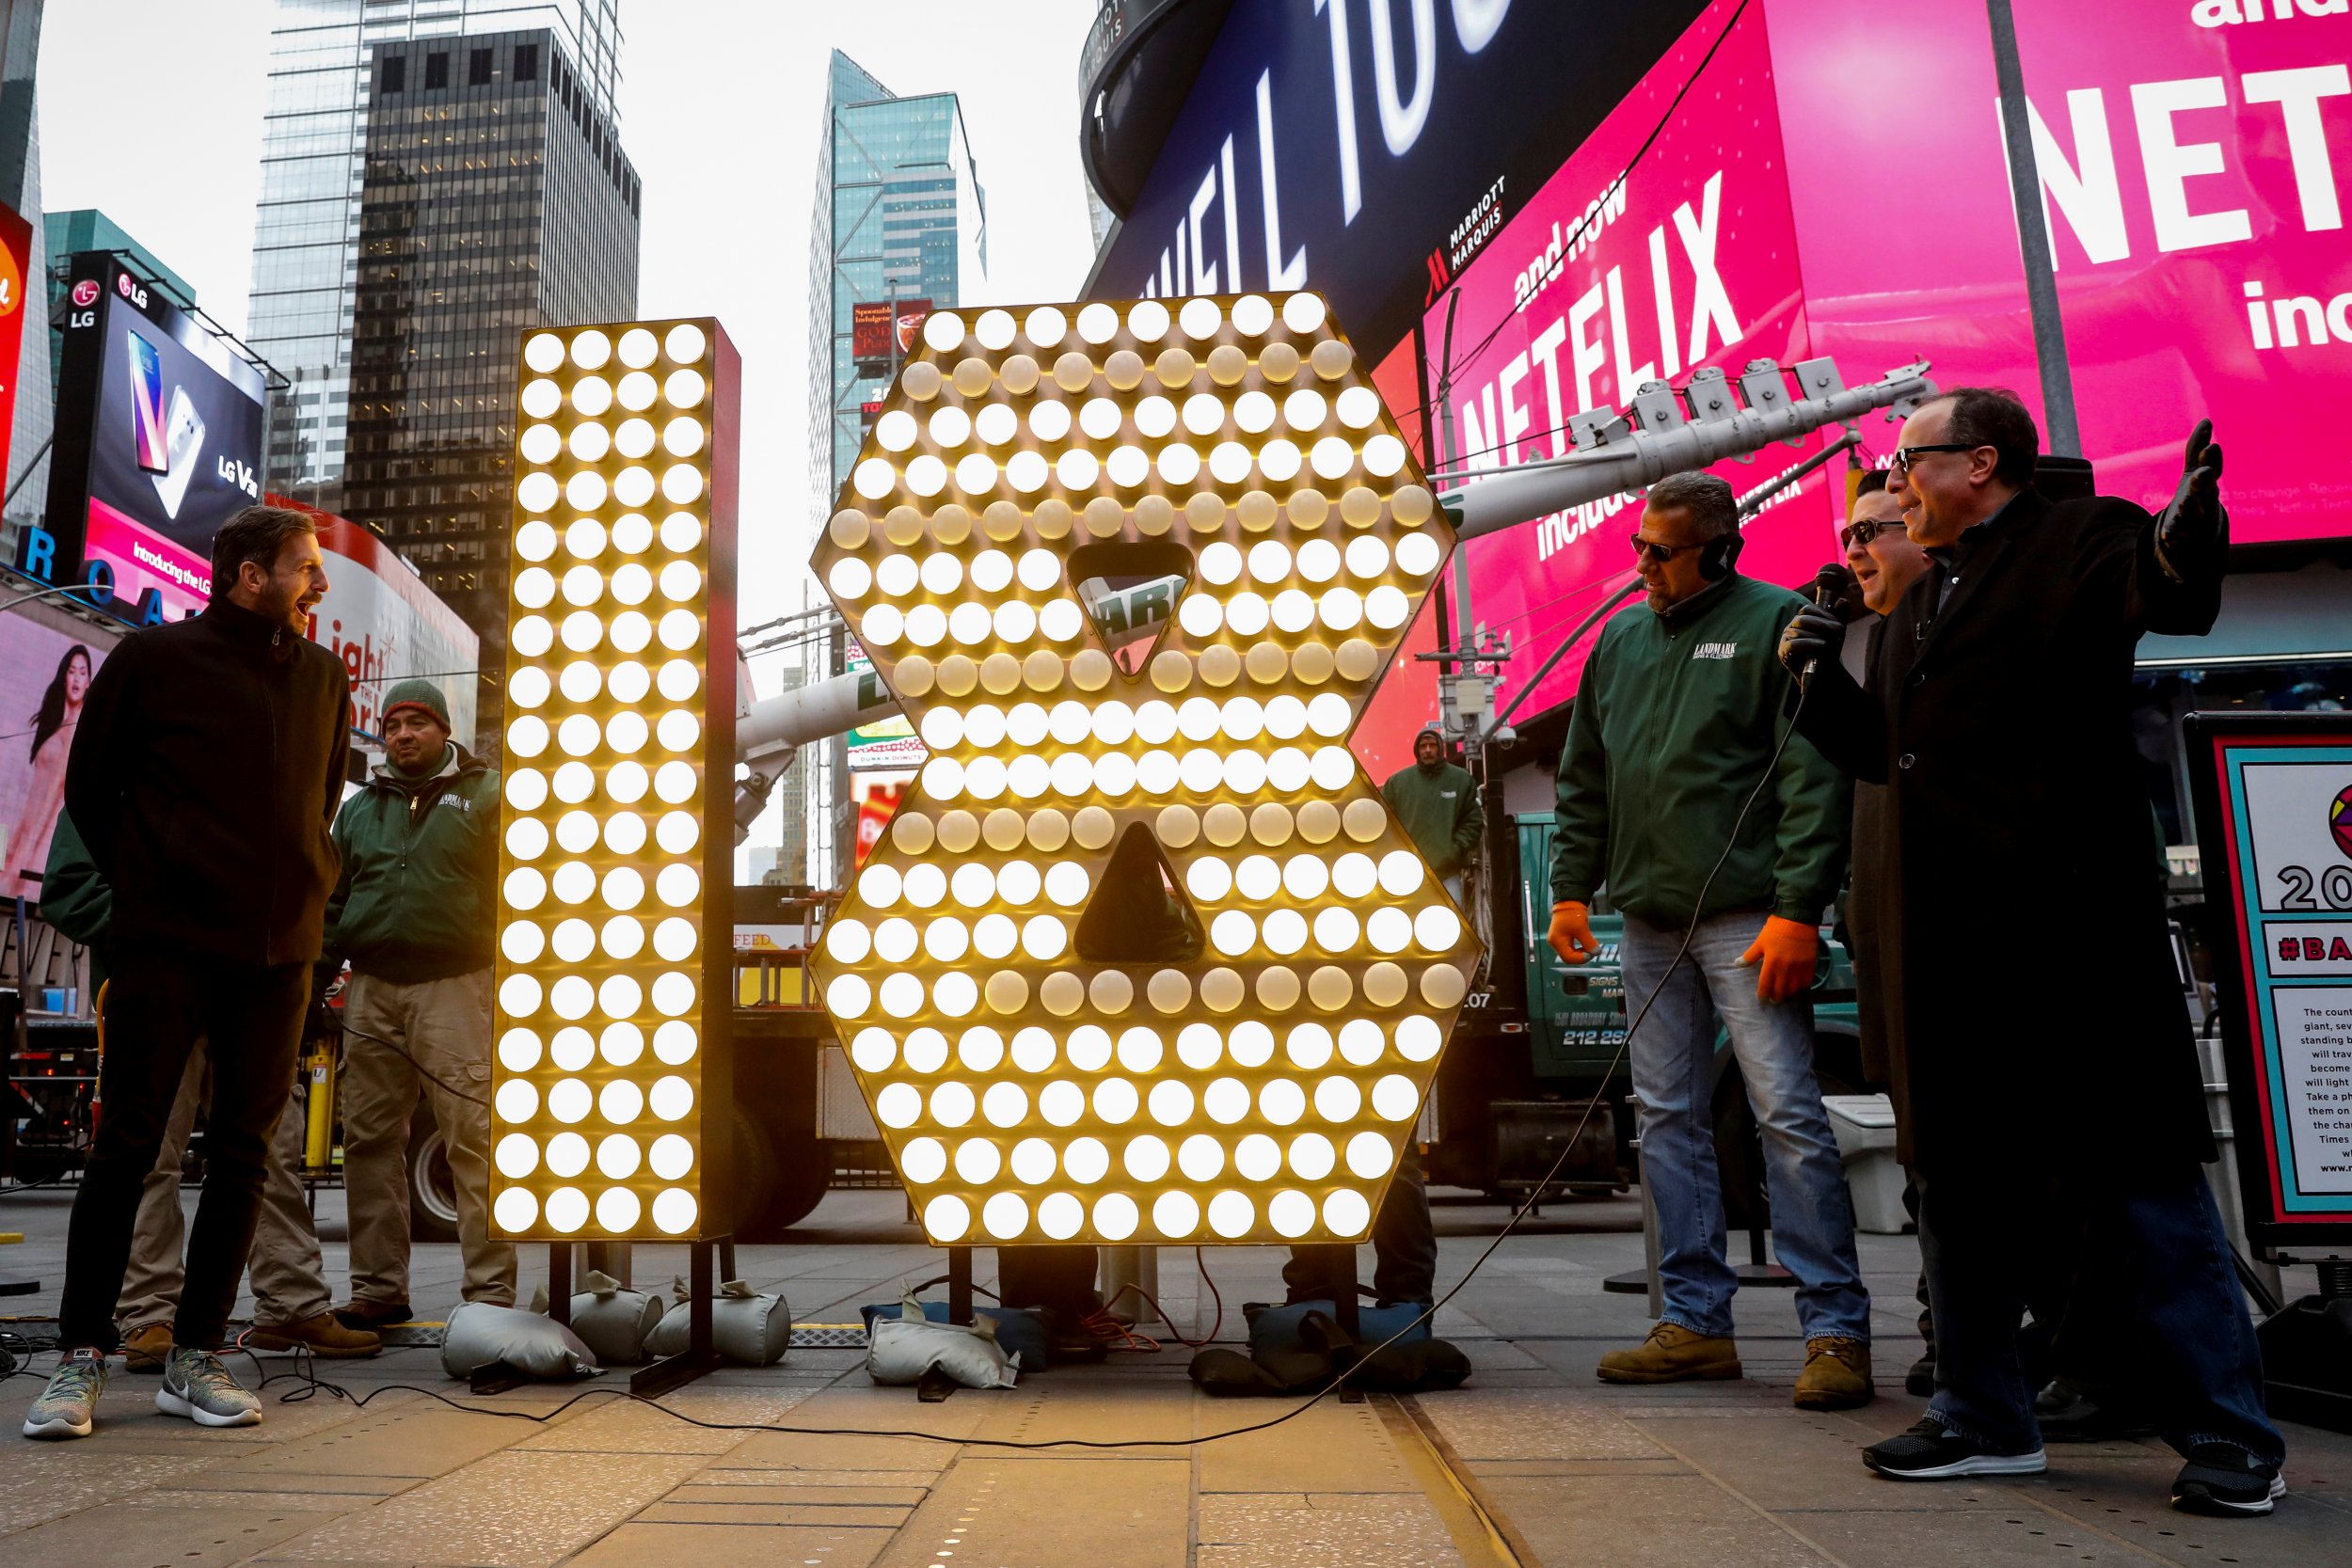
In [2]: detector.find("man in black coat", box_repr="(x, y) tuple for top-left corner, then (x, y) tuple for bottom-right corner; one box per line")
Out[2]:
(1777, 389), (2284, 1516)
(24, 506), (348, 1441)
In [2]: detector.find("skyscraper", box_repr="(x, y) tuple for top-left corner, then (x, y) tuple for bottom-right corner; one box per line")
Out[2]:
(801, 50), (986, 885)
(341, 26), (639, 754)
(245, 0), (623, 511)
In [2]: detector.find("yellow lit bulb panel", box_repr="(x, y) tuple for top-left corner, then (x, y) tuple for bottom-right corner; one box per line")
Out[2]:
(807, 294), (1481, 1247)
(491, 319), (739, 1242)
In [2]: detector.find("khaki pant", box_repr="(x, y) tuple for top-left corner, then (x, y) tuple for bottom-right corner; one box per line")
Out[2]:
(120, 1047), (334, 1333)
(341, 969), (515, 1309)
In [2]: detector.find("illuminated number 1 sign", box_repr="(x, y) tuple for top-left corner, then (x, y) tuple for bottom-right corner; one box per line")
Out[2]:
(488, 319), (738, 1243)
(808, 294), (1477, 1247)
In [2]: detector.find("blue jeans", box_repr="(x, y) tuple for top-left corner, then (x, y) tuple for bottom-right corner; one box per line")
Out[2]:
(1618, 911), (1870, 1341)
(1917, 1162), (2283, 1463)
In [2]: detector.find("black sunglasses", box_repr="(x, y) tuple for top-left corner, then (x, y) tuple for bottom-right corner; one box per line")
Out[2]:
(1890, 442), (1978, 473)
(1840, 518), (1898, 549)
(1629, 533), (1707, 563)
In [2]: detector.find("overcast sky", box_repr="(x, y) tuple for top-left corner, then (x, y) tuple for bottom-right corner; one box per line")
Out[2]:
(36, 0), (1103, 631)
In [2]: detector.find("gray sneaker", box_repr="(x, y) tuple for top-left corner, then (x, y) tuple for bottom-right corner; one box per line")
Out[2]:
(155, 1347), (262, 1428)
(24, 1348), (107, 1439)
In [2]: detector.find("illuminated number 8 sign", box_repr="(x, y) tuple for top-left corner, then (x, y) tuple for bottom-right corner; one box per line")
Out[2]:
(808, 293), (1479, 1246)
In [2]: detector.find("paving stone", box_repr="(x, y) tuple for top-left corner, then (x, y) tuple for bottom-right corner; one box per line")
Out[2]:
(1196, 1397), (1416, 1494)
(222, 1404), (530, 1480)
(0, 1449), (216, 1535)
(686, 1469), (938, 1492)
(636, 1500), (916, 1527)
(966, 1376), (1197, 1451)
(867, 1458), (1190, 1568)
(1416, 1387), (1670, 1462)
(562, 1521), (894, 1568)
(0, 1497), (328, 1568)
(1781, 1505), (2168, 1567)
(1480, 1473), (1834, 1567)
(258, 1449), (703, 1565)
(1999, 1460), (2351, 1568)
(113, 1489), (376, 1513)
(663, 1482), (929, 1507)
(1197, 1493), (1457, 1568)
(1625, 1406), (1988, 1512)
(512, 1386), (812, 1454)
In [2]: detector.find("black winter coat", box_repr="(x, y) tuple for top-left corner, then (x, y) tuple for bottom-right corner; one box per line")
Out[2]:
(1794, 488), (2218, 1174)
(64, 600), (350, 967)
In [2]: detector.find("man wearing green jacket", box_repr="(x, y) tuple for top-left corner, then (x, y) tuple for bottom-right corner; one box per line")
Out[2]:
(322, 679), (513, 1326)
(1548, 471), (1869, 1409)
(1383, 726), (1484, 903)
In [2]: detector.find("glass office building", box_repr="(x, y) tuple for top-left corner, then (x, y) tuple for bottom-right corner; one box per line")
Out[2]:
(246, 0), (622, 510)
(341, 26), (639, 755)
(802, 50), (986, 886)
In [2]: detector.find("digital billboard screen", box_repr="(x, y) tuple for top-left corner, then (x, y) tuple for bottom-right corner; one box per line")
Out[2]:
(850, 298), (930, 372)
(1425, 0), (1826, 722)
(44, 254), (267, 622)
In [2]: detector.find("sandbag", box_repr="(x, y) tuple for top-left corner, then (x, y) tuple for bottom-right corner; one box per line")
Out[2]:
(859, 1298), (1050, 1371)
(865, 1293), (1019, 1389)
(1187, 1346), (1286, 1396)
(644, 1276), (794, 1366)
(1191, 1301), (1471, 1396)
(439, 1301), (599, 1382)
(1247, 1298), (1432, 1359)
(566, 1270), (664, 1366)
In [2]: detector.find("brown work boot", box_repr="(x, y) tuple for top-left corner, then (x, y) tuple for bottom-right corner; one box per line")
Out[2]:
(332, 1299), (413, 1331)
(122, 1323), (173, 1373)
(1597, 1321), (1742, 1384)
(249, 1312), (383, 1358)
(1794, 1337), (1874, 1410)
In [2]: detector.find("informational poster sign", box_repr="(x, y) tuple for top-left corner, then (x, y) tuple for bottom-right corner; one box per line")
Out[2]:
(2187, 711), (2352, 1253)
(842, 640), (922, 772)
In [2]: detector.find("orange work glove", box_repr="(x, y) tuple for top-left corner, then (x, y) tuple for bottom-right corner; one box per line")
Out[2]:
(1548, 900), (1601, 965)
(1739, 914), (1818, 1004)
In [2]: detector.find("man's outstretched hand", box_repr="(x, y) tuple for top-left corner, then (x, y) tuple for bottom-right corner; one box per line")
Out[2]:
(1548, 900), (1601, 966)
(2155, 418), (2226, 583)
(1738, 915), (1818, 1003)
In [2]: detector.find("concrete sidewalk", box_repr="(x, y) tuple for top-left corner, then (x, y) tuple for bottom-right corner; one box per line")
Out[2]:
(1, 1186), (2344, 1567)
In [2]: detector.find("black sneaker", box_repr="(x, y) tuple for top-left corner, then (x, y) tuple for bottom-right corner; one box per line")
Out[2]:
(1904, 1354), (1935, 1399)
(1864, 1418), (2047, 1480)
(2171, 1443), (2284, 1516)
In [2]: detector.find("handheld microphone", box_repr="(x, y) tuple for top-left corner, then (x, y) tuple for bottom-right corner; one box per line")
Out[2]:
(1801, 563), (1854, 691)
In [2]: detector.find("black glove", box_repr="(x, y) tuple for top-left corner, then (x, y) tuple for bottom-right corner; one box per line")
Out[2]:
(1777, 602), (1844, 679)
(2153, 418), (2226, 583)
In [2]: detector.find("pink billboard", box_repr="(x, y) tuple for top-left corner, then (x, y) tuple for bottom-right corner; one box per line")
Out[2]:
(1431, 0), (2348, 721)
(1782, 0), (2352, 541)
(1427, 1), (1832, 721)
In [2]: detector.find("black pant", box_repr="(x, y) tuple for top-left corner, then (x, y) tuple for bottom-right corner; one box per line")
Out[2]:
(60, 957), (308, 1352)
(1283, 1146), (1438, 1306)
(997, 1245), (1102, 1319)
(1915, 1159), (2280, 1462)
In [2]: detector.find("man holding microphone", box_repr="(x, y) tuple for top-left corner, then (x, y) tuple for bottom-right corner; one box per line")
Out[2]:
(1549, 470), (1870, 1411)
(1777, 390), (2282, 1514)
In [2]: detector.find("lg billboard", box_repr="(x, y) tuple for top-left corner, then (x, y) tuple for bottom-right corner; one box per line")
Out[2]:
(38, 252), (267, 623)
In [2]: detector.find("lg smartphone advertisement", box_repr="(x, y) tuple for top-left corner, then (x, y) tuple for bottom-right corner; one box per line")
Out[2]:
(44, 253), (266, 622)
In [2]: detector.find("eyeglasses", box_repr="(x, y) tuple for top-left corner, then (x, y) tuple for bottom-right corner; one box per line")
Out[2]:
(1629, 533), (1707, 564)
(1889, 442), (1978, 474)
(1840, 518), (1897, 549)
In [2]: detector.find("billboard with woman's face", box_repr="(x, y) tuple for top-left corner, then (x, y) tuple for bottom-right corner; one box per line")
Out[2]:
(0, 613), (112, 903)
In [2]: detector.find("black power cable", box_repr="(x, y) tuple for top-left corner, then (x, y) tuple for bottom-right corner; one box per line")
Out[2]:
(227, 687), (1814, 1450)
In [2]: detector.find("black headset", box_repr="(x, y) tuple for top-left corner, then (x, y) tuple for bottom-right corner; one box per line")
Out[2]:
(1698, 531), (1744, 582)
